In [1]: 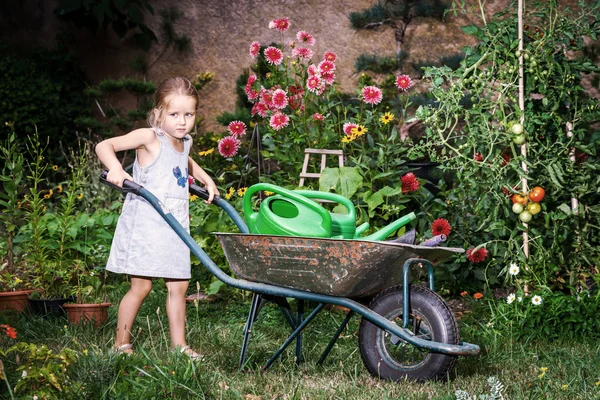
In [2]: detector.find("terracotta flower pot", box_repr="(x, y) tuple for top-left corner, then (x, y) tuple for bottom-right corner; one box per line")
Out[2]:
(63, 303), (112, 328)
(0, 290), (34, 313)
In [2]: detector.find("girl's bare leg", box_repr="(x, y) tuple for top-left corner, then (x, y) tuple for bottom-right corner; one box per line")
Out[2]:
(114, 276), (153, 352)
(165, 279), (200, 356)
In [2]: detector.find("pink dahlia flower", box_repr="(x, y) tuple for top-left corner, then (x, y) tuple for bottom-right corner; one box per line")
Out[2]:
(323, 51), (337, 62)
(251, 102), (270, 118)
(269, 113), (290, 131)
(296, 31), (315, 46)
(228, 121), (247, 136)
(362, 85), (383, 105)
(320, 71), (336, 85)
(395, 74), (414, 91)
(218, 136), (240, 158)
(307, 64), (320, 77)
(264, 47), (283, 65)
(271, 89), (288, 109)
(292, 47), (314, 59)
(306, 76), (321, 93)
(269, 17), (290, 32)
(312, 113), (324, 121)
(249, 41), (260, 58)
(343, 122), (358, 136)
(318, 60), (335, 74)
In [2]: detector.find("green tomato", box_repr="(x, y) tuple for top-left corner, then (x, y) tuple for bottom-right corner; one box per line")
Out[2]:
(511, 123), (524, 135)
(513, 134), (526, 145)
(512, 203), (524, 214)
(519, 210), (533, 223)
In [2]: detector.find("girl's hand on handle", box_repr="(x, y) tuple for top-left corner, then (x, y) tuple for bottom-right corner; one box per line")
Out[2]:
(205, 181), (219, 204)
(107, 168), (134, 188)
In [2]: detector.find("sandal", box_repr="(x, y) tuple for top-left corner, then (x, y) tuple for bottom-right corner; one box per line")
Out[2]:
(114, 343), (133, 355)
(177, 345), (204, 361)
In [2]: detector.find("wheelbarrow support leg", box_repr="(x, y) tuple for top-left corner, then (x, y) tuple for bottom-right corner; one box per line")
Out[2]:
(402, 260), (435, 328)
(317, 310), (354, 365)
(263, 303), (325, 370)
(295, 299), (304, 365)
(240, 293), (263, 369)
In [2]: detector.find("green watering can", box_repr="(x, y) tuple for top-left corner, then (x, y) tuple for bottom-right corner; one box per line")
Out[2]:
(243, 183), (416, 241)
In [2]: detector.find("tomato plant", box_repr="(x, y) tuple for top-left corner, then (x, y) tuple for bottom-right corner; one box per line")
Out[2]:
(415, 0), (600, 294)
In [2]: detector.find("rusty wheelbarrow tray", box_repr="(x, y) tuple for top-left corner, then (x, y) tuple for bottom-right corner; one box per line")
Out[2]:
(100, 172), (480, 382)
(217, 233), (463, 298)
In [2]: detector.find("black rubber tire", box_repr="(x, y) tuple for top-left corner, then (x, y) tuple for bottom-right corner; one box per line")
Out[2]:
(358, 285), (459, 382)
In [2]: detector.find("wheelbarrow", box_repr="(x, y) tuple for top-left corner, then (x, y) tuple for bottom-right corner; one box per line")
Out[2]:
(100, 172), (480, 382)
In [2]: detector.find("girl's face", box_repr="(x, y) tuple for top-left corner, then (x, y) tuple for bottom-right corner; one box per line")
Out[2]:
(156, 94), (197, 140)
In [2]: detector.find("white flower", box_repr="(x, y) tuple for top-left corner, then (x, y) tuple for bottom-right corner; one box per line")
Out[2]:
(509, 263), (520, 276)
(507, 293), (516, 304)
(517, 296), (523, 303)
(532, 295), (543, 306)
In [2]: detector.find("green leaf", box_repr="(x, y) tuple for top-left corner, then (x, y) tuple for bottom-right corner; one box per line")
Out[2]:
(461, 25), (480, 35)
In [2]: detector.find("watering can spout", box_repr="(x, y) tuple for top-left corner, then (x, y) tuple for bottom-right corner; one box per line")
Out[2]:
(360, 212), (417, 241)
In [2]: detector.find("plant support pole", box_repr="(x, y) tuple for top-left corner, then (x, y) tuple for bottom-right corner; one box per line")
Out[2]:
(566, 122), (579, 214)
(518, 0), (529, 258)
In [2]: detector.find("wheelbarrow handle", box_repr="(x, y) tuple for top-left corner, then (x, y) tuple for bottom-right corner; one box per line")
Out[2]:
(100, 170), (142, 195)
(190, 183), (222, 203)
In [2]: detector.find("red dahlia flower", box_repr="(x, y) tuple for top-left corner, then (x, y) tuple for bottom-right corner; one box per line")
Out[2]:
(218, 136), (240, 158)
(318, 60), (335, 74)
(467, 247), (488, 263)
(401, 172), (420, 193)
(431, 218), (451, 236)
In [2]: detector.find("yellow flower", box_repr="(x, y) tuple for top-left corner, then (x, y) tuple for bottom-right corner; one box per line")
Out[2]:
(225, 187), (235, 200)
(561, 384), (568, 390)
(56, 185), (63, 193)
(198, 148), (215, 157)
(237, 187), (248, 197)
(77, 193), (83, 200)
(52, 165), (58, 171)
(595, 381), (600, 386)
(264, 191), (274, 196)
(380, 112), (394, 125)
(351, 125), (367, 136)
(189, 194), (199, 202)
(540, 367), (548, 372)
(266, 73), (271, 78)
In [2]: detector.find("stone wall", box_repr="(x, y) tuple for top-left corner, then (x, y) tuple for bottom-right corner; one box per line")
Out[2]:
(5, 0), (590, 135)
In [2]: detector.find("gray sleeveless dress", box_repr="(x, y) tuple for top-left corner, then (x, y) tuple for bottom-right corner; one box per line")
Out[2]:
(106, 129), (191, 279)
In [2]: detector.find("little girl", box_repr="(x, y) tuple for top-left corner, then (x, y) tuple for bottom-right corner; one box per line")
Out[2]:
(96, 77), (218, 358)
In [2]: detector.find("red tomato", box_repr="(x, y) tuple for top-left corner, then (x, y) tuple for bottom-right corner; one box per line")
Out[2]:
(529, 187), (545, 202)
(511, 194), (528, 205)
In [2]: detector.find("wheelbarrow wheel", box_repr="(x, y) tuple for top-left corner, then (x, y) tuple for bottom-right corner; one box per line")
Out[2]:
(358, 285), (459, 381)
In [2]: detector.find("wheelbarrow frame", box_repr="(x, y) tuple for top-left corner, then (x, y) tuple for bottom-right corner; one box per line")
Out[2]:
(100, 173), (480, 372)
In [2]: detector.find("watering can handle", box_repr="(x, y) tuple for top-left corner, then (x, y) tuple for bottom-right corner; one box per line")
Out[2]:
(243, 183), (332, 228)
(293, 190), (356, 220)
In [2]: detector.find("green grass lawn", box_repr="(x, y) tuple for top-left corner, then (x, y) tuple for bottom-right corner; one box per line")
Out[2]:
(1, 287), (600, 399)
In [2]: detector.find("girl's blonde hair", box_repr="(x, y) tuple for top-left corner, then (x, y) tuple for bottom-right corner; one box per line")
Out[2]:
(147, 77), (199, 128)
